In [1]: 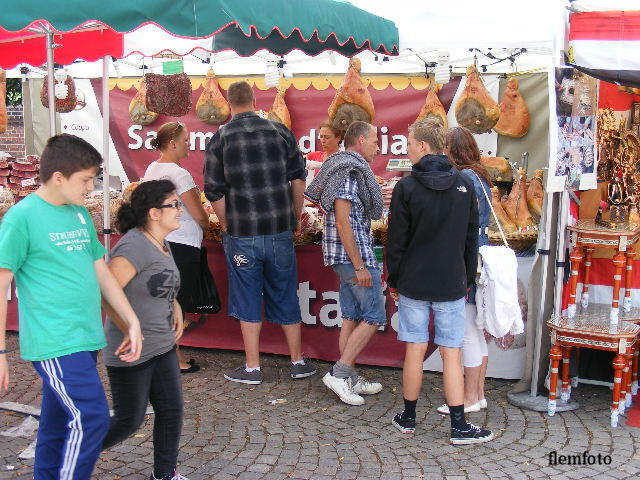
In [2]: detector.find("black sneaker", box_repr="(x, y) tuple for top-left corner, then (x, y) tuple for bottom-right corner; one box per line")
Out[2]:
(290, 359), (317, 379)
(450, 423), (494, 445)
(223, 365), (263, 384)
(392, 412), (415, 434)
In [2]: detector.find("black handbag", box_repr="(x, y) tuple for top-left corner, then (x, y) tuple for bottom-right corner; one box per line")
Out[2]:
(185, 245), (221, 314)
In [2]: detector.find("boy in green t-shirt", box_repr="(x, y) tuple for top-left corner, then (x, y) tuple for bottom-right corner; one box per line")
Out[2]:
(0, 134), (142, 480)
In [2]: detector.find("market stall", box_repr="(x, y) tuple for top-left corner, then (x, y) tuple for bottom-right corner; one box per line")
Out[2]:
(1, 2), (561, 379)
(2, 64), (552, 378)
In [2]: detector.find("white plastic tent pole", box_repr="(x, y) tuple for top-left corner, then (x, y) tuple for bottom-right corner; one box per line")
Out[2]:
(530, 190), (555, 397)
(553, 191), (570, 321)
(102, 56), (111, 254)
(46, 31), (56, 137)
(529, 0), (570, 397)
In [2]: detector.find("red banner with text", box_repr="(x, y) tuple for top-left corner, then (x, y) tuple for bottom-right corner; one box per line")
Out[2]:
(93, 77), (461, 186)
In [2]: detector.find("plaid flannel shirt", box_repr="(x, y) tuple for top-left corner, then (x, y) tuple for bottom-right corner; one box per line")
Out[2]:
(204, 112), (306, 237)
(322, 174), (377, 268)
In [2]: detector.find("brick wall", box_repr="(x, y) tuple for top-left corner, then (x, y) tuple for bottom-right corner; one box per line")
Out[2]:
(1, 104), (26, 159)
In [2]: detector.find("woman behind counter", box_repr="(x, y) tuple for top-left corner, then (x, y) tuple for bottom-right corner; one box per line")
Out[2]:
(438, 126), (492, 415)
(102, 180), (188, 480)
(305, 120), (344, 182)
(144, 121), (210, 374)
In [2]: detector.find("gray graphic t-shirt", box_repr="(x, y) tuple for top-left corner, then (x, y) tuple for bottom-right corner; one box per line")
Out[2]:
(104, 228), (181, 367)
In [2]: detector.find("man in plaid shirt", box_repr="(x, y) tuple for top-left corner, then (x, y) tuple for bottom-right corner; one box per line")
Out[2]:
(204, 81), (316, 385)
(308, 121), (386, 406)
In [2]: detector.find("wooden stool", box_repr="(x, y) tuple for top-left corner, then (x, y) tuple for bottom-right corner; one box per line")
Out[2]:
(566, 220), (640, 324)
(547, 306), (640, 427)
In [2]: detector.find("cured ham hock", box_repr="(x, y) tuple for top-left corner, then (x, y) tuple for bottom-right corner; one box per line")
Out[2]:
(328, 58), (375, 130)
(455, 65), (500, 134)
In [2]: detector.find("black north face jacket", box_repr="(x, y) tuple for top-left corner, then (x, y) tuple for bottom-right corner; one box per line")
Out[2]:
(386, 154), (479, 302)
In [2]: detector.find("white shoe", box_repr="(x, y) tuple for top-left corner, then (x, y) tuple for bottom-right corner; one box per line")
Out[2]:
(479, 398), (487, 409)
(353, 376), (382, 395)
(322, 372), (364, 405)
(436, 401), (482, 415)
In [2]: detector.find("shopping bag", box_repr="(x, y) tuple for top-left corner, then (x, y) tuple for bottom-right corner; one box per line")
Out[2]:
(471, 171), (523, 338)
(184, 245), (221, 314)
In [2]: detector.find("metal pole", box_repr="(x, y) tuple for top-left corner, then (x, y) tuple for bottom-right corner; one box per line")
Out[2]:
(45, 31), (56, 137)
(102, 56), (111, 254)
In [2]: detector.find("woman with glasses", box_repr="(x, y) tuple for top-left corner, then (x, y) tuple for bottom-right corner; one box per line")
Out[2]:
(144, 122), (210, 373)
(102, 180), (189, 480)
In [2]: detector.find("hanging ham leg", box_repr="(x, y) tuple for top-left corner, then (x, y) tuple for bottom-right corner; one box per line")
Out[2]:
(129, 79), (158, 126)
(493, 77), (530, 137)
(41, 69), (77, 113)
(0, 69), (6, 134)
(196, 69), (230, 125)
(502, 169), (535, 230)
(455, 65), (500, 134)
(480, 156), (513, 182)
(527, 169), (544, 218)
(414, 83), (447, 128)
(328, 58), (375, 130)
(490, 186), (517, 234)
(267, 86), (292, 130)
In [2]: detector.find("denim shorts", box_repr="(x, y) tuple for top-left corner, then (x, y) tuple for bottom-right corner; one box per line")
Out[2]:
(222, 230), (302, 325)
(332, 263), (387, 326)
(397, 295), (466, 347)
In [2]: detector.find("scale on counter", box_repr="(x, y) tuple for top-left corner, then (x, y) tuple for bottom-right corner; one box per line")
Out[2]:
(386, 158), (412, 172)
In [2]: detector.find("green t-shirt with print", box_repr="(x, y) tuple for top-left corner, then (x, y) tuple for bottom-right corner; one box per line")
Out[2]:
(0, 194), (107, 361)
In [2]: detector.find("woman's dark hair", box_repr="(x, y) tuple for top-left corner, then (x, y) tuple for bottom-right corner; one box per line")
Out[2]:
(445, 126), (493, 186)
(149, 122), (185, 150)
(116, 180), (176, 234)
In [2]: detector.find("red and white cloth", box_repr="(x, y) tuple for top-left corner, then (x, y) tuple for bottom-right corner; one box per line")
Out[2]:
(569, 10), (640, 71)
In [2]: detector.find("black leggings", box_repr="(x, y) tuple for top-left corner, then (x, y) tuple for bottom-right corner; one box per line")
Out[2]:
(103, 348), (183, 477)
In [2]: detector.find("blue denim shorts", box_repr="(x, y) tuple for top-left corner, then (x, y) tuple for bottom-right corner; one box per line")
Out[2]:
(332, 263), (387, 326)
(222, 230), (302, 325)
(397, 295), (466, 347)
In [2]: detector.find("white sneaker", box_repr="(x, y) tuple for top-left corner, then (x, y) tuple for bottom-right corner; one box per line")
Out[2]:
(322, 372), (364, 405)
(479, 398), (487, 409)
(353, 376), (383, 395)
(436, 401), (481, 415)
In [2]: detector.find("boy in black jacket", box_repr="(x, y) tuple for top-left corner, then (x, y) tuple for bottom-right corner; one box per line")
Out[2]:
(386, 119), (494, 445)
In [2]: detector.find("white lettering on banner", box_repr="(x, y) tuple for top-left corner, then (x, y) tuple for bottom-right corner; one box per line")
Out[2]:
(380, 126), (389, 154)
(390, 135), (408, 155)
(390, 310), (399, 333)
(298, 279), (396, 332)
(128, 126), (216, 152)
(297, 281), (317, 324)
(128, 125), (144, 149)
(298, 129), (316, 154)
(127, 123), (411, 158)
(319, 291), (341, 327)
(191, 131), (214, 151)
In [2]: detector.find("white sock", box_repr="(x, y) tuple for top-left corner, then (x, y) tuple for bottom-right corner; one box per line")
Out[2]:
(292, 359), (305, 366)
(245, 365), (260, 372)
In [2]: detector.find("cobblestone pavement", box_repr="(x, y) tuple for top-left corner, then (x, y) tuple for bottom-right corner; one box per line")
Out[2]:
(2, 332), (640, 479)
